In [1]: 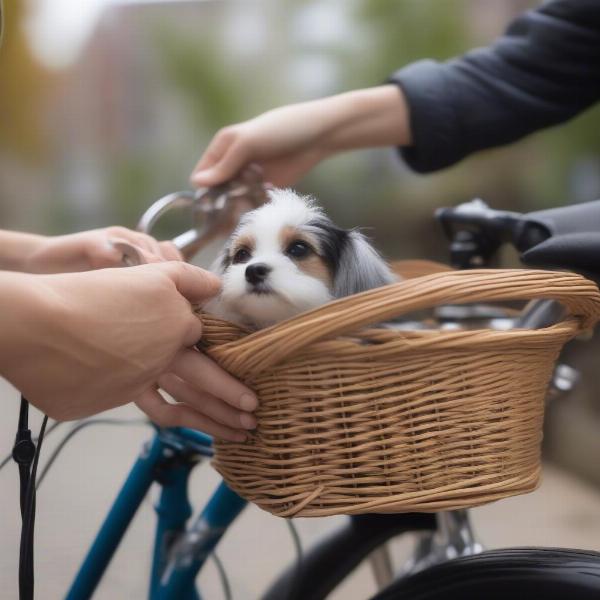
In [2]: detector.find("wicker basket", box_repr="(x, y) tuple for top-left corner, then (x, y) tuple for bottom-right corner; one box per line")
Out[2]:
(198, 268), (600, 517)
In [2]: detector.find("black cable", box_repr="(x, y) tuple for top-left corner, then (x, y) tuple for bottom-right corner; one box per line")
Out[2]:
(285, 519), (303, 600)
(1, 420), (62, 472)
(210, 552), (233, 600)
(19, 414), (48, 600)
(14, 399), (34, 519)
(36, 418), (150, 489)
(0, 453), (11, 470)
(18, 399), (29, 431)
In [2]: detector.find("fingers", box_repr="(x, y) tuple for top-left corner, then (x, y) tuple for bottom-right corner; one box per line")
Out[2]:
(136, 387), (248, 442)
(159, 373), (257, 430)
(107, 227), (155, 255)
(157, 262), (222, 303)
(159, 241), (183, 261)
(193, 128), (233, 173)
(134, 233), (162, 257)
(109, 240), (163, 266)
(182, 313), (204, 347)
(191, 128), (250, 187)
(92, 240), (126, 268)
(169, 348), (258, 412)
(133, 262), (218, 345)
(106, 227), (180, 263)
(192, 145), (249, 187)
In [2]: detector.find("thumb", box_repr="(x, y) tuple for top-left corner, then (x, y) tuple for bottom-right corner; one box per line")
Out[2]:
(157, 262), (221, 303)
(86, 238), (129, 269)
(191, 143), (249, 187)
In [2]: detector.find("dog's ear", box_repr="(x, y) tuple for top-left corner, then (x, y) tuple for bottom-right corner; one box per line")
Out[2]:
(333, 230), (397, 298)
(209, 244), (231, 275)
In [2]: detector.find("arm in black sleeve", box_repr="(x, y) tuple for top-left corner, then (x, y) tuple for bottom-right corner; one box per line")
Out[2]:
(388, 0), (600, 173)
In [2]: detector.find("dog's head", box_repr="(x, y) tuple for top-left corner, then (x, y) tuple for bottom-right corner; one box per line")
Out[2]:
(205, 189), (396, 329)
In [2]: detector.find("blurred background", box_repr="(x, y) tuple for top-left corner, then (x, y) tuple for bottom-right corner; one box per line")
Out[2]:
(1, 0), (600, 598)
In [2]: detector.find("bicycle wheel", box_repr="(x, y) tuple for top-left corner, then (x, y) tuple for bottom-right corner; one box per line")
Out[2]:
(262, 513), (435, 600)
(371, 547), (600, 600)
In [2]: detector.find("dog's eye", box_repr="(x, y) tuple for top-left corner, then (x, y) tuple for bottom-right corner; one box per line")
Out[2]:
(232, 247), (252, 264)
(286, 240), (312, 259)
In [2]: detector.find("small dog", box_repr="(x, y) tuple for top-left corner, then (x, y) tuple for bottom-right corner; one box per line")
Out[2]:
(204, 189), (397, 329)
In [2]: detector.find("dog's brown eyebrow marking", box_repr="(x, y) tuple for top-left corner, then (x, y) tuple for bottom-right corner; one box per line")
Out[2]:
(279, 226), (332, 288)
(230, 233), (255, 256)
(278, 226), (318, 254)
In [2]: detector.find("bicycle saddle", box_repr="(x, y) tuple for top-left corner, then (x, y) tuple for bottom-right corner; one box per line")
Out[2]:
(523, 199), (600, 237)
(521, 200), (600, 280)
(521, 232), (600, 280)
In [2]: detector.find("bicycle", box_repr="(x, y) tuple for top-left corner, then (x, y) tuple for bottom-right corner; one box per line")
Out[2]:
(7, 192), (600, 599)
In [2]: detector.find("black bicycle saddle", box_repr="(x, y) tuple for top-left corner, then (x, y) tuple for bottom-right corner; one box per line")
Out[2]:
(523, 199), (600, 237)
(520, 200), (600, 280)
(521, 232), (600, 280)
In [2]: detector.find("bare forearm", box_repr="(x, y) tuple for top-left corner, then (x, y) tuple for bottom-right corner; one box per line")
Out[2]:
(191, 84), (413, 187)
(0, 230), (45, 272)
(0, 271), (44, 381)
(318, 85), (412, 153)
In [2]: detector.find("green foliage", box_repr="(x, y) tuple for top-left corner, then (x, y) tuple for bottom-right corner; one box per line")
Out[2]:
(1, 0), (599, 251)
(353, 0), (468, 82)
(152, 26), (244, 129)
(108, 156), (157, 228)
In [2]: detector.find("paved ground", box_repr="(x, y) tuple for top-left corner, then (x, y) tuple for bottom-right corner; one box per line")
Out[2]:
(2, 376), (600, 600)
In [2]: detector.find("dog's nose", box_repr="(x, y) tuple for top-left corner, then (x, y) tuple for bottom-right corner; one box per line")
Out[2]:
(245, 263), (271, 285)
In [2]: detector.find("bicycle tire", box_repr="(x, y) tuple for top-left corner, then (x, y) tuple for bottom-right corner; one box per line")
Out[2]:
(370, 547), (600, 600)
(262, 513), (435, 600)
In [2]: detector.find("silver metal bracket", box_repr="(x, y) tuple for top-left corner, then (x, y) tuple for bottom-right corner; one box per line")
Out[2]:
(161, 517), (225, 583)
(402, 509), (484, 576)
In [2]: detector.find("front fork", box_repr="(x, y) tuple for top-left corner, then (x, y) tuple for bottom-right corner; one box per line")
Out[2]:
(154, 482), (247, 599)
(366, 509), (483, 592)
(400, 509), (484, 578)
(148, 431), (248, 600)
(149, 449), (198, 600)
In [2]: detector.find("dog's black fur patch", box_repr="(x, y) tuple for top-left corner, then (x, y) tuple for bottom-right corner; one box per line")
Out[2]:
(306, 218), (349, 276)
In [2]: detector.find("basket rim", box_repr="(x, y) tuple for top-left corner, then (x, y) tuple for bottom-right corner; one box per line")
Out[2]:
(201, 315), (579, 356)
(199, 268), (600, 377)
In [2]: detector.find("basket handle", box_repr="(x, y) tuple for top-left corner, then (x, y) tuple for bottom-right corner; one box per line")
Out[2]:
(209, 269), (600, 377)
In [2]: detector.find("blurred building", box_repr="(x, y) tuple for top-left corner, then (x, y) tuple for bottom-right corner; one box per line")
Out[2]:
(48, 0), (547, 232)
(49, 0), (357, 229)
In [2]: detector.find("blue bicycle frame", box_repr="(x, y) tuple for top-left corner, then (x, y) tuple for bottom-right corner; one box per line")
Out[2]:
(66, 426), (247, 600)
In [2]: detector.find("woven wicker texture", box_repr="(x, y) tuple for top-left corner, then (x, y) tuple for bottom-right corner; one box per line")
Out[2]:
(198, 269), (600, 517)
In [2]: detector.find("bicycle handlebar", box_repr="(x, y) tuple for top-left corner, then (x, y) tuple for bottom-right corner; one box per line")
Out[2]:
(435, 198), (550, 268)
(436, 198), (600, 279)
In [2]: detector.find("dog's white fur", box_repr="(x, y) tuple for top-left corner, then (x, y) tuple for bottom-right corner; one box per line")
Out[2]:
(204, 189), (397, 329)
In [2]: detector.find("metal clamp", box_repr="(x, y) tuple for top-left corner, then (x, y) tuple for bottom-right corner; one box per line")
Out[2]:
(135, 165), (269, 263)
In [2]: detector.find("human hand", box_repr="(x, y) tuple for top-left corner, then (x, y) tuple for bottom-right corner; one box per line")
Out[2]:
(0, 263), (257, 441)
(191, 85), (411, 188)
(191, 102), (333, 188)
(25, 227), (182, 274)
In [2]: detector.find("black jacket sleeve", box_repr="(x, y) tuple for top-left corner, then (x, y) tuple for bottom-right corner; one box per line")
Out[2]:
(388, 0), (600, 173)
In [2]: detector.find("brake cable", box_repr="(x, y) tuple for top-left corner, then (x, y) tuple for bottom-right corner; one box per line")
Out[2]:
(12, 396), (49, 600)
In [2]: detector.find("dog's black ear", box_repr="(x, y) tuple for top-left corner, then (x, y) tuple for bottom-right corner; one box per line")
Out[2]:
(333, 230), (397, 298)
